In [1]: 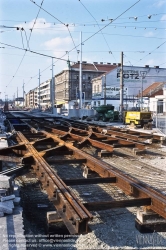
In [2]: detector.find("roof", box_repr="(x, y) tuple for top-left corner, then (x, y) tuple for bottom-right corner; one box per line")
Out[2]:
(71, 62), (117, 72)
(141, 82), (165, 97)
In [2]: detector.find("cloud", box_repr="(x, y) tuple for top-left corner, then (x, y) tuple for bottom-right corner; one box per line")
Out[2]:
(153, 0), (166, 7)
(161, 14), (166, 20)
(145, 58), (162, 67)
(144, 31), (155, 38)
(43, 36), (76, 58)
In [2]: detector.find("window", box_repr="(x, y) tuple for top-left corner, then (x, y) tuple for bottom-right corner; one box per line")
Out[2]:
(88, 76), (91, 80)
(94, 85), (96, 93)
(98, 101), (100, 106)
(94, 101), (96, 106)
(88, 82), (91, 88)
(97, 85), (99, 92)
(83, 74), (86, 80)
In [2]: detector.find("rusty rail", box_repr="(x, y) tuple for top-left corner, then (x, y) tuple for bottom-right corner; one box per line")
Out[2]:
(16, 131), (93, 234)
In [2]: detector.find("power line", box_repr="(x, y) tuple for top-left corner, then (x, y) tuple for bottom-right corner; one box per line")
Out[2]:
(0, 12), (165, 24)
(6, 0), (44, 89)
(25, 0), (142, 88)
(139, 40), (166, 61)
(67, 0), (141, 55)
(28, 0), (44, 49)
(0, 41), (76, 62)
(4, 0), (141, 92)
(29, 0), (79, 56)
(78, 0), (116, 62)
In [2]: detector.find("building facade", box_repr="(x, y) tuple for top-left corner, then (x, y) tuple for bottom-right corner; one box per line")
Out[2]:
(40, 79), (51, 109)
(55, 62), (117, 109)
(25, 86), (38, 108)
(92, 65), (166, 110)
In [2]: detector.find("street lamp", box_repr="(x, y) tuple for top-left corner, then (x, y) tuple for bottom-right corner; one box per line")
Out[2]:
(141, 73), (146, 110)
(50, 58), (55, 114)
(103, 74), (106, 105)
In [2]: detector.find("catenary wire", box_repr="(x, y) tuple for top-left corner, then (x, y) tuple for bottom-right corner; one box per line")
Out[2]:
(6, 0), (44, 89)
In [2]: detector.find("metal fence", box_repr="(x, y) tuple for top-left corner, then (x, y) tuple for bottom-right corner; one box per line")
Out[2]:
(153, 114), (166, 135)
(151, 100), (166, 135)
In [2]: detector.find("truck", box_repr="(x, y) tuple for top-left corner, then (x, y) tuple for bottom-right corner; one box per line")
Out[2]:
(94, 104), (119, 122)
(123, 111), (153, 128)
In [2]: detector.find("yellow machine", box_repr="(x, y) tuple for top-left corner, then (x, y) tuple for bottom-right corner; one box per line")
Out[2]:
(123, 111), (153, 128)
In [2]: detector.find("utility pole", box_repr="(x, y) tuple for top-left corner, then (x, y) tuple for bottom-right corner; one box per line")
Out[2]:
(104, 74), (106, 105)
(120, 51), (124, 119)
(23, 80), (25, 107)
(17, 87), (18, 106)
(141, 76), (143, 110)
(79, 31), (82, 109)
(38, 69), (40, 110)
(51, 58), (55, 113)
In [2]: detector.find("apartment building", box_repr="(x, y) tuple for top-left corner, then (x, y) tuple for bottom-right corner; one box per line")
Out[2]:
(55, 62), (117, 109)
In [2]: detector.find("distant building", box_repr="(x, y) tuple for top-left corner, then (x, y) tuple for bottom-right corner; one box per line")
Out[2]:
(25, 87), (38, 108)
(91, 65), (166, 110)
(55, 62), (117, 109)
(14, 97), (24, 107)
(40, 79), (51, 109)
(149, 85), (166, 114)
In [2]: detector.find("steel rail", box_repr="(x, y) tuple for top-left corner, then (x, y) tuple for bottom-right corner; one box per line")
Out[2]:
(16, 131), (93, 234)
(105, 127), (166, 142)
(41, 130), (166, 220)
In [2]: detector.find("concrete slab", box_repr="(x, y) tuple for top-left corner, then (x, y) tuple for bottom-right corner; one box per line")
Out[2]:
(0, 189), (7, 195)
(1, 195), (15, 202)
(2, 200), (14, 209)
(13, 197), (20, 206)
(0, 211), (4, 217)
(0, 175), (11, 189)
(0, 202), (13, 214)
(0, 206), (26, 250)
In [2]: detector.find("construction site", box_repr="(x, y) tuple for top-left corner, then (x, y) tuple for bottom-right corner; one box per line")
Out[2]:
(0, 108), (166, 250)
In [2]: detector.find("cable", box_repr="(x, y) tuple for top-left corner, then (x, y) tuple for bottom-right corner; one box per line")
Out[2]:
(139, 40), (166, 61)
(0, 12), (166, 25)
(28, 0), (44, 49)
(6, 0), (44, 89)
(23, 29), (30, 49)
(30, 0), (78, 55)
(78, 0), (117, 62)
(67, 0), (141, 56)
(4, 0), (141, 92)
(66, 25), (78, 54)
(24, 0), (141, 89)
(0, 41), (76, 62)
(20, 29), (24, 49)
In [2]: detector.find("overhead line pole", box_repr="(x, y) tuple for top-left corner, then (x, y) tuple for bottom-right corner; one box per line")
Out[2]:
(17, 87), (18, 107)
(120, 51), (124, 119)
(23, 80), (25, 108)
(51, 58), (55, 114)
(39, 69), (40, 110)
(79, 31), (83, 109)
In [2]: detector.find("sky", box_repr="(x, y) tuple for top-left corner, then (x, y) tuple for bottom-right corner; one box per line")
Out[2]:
(0, 0), (166, 100)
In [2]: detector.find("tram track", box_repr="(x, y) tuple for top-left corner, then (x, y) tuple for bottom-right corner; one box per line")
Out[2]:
(1, 111), (166, 235)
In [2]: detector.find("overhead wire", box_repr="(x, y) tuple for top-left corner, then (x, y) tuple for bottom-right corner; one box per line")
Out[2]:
(0, 41), (76, 62)
(20, 29), (25, 49)
(6, 0), (44, 89)
(0, 12), (166, 25)
(78, 0), (116, 62)
(25, 0), (142, 88)
(139, 40), (166, 61)
(3, 0), (141, 92)
(30, 0), (79, 55)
